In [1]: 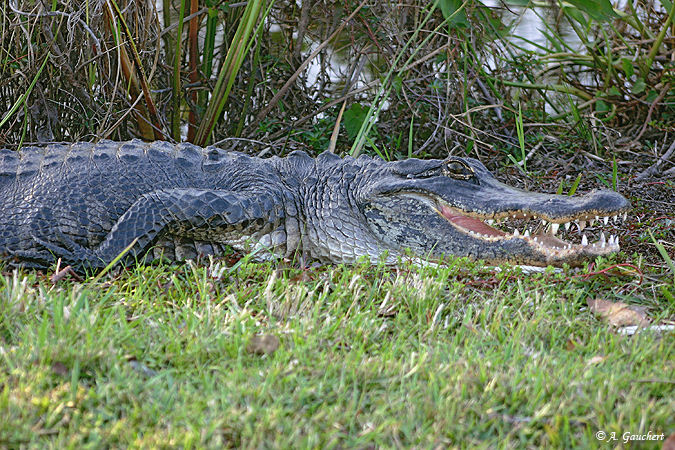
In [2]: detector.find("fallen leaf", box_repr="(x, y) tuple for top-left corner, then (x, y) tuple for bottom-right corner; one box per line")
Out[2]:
(587, 298), (650, 328)
(462, 322), (478, 334)
(51, 362), (68, 376)
(617, 324), (675, 336)
(246, 334), (280, 356)
(587, 355), (607, 365)
(566, 335), (582, 350)
(128, 360), (158, 378)
(662, 432), (675, 450)
(290, 270), (315, 283)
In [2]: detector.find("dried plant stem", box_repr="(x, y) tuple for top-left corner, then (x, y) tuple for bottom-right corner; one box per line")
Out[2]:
(171, 0), (187, 141)
(187, 0), (200, 142)
(253, 0), (368, 124)
(105, 0), (164, 140)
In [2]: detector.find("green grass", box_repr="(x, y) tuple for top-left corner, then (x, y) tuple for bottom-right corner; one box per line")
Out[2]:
(1, 255), (672, 448)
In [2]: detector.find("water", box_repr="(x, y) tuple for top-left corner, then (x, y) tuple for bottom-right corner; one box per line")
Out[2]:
(483, 1), (583, 52)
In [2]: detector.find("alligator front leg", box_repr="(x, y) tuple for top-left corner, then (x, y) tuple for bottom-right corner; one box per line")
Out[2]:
(40, 189), (283, 271)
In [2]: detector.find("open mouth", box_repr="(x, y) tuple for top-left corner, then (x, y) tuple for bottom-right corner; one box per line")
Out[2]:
(435, 200), (628, 256)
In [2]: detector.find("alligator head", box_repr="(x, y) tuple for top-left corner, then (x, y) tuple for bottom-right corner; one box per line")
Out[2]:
(359, 156), (630, 267)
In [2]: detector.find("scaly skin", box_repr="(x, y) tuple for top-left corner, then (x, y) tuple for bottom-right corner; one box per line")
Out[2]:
(0, 140), (630, 271)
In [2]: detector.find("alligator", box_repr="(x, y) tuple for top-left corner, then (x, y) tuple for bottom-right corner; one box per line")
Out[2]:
(0, 139), (630, 272)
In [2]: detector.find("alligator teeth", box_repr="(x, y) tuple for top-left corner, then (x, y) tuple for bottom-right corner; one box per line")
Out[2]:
(541, 219), (547, 227)
(581, 234), (588, 246)
(613, 215), (618, 223)
(600, 232), (606, 247)
(603, 216), (609, 225)
(564, 222), (571, 231)
(513, 229), (520, 236)
(577, 220), (586, 232)
(550, 223), (560, 235)
(524, 230), (530, 237)
(487, 219), (495, 226)
(622, 212), (627, 221)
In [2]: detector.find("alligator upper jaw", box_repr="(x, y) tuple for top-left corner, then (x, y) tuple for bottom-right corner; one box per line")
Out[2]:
(435, 199), (628, 259)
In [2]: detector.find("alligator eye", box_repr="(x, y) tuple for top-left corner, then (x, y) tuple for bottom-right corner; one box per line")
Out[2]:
(442, 158), (476, 182)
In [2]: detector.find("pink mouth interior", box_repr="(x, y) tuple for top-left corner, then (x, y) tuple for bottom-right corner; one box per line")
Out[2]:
(439, 204), (505, 237)
(439, 204), (571, 247)
(436, 200), (627, 256)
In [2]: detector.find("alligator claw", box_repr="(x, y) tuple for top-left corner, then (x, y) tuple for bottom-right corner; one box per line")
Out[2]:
(7, 249), (52, 268)
(32, 231), (97, 271)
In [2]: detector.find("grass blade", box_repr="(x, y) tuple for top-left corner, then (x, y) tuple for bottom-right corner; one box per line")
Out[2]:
(516, 103), (526, 171)
(328, 101), (347, 154)
(90, 238), (139, 284)
(195, 0), (271, 146)
(568, 173), (582, 196)
(408, 114), (414, 159)
(0, 52), (50, 129)
(643, 0), (675, 77)
(649, 230), (675, 285)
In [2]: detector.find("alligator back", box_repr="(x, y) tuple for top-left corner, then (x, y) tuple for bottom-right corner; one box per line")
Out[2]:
(0, 140), (280, 268)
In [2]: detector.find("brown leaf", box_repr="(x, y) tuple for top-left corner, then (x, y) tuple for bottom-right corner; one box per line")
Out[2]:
(462, 322), (478, 334)
(587, 355), (607, 365)
(566, 335), (582, 350)
(587, 298), (651, 327)
(290, 270), (315, 284)
(51, 362), (68, 377)
(246, 334), (280, 356)
(128, 360), (158, 378)
(662, 432), (675, 450)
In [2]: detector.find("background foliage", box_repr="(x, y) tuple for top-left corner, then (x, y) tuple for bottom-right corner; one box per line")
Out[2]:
(1, 0), (672, 161)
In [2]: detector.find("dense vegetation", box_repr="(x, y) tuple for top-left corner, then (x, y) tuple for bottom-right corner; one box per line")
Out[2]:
(1, 0), (673, 446)
(2, 0), (673, 156)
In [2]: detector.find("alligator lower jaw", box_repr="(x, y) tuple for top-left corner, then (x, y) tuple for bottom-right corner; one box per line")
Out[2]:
(436, 202), (627, 258)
